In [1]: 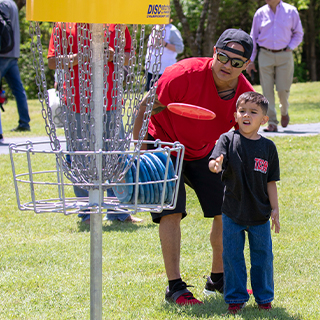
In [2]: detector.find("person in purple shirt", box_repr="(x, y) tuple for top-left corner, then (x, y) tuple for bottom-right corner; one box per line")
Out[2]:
(246, 0), (303, 132)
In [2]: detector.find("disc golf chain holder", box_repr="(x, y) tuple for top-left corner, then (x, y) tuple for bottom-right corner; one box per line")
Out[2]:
(9, 1), (184, 319)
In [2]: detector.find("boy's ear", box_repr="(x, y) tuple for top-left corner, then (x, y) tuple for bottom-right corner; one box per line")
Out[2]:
(261, 115), (269, 125)
(234, 111), (238, 122)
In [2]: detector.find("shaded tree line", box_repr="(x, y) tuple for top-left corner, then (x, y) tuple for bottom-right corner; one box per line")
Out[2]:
(8, 0), (320, 99)
(171, 0), (319, 83)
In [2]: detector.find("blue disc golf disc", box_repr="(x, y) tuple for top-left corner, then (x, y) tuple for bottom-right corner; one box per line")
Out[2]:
(137, 158), (151, 204)
(154, 151), (175, 203)
(112, 159), (133, 203)
(144, 153), (163, 204)
(131, 159), (144, 204)
(141, 154), (158, 204)
(145, 152), (167, 203)
(129, 158), (137, 203)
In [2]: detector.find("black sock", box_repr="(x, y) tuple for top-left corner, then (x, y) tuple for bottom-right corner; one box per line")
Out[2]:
(169, 278), (182, 291)
(210, 272), (223, 282)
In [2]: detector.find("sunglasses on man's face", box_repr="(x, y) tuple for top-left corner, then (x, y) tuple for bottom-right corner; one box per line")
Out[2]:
(216, 51), (248, 68)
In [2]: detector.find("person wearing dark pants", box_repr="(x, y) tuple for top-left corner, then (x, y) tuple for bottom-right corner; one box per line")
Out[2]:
(0, 0), (30, 132)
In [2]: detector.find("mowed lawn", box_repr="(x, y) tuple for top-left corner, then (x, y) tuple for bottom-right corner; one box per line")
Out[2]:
(0, 81), (319, 319)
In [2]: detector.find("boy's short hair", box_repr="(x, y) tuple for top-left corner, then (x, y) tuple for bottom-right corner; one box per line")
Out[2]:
(236, 91), (269, 115)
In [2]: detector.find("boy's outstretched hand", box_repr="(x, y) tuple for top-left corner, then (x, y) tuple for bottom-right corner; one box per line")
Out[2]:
(209, 154), (224, 173)
(271, 208), (280, 233)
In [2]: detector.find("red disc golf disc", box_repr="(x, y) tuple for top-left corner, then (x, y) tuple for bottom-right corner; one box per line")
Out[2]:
(167, 103), (216, 120)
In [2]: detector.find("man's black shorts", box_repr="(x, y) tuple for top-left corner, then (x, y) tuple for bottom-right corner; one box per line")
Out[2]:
(147, 135), (224, 223)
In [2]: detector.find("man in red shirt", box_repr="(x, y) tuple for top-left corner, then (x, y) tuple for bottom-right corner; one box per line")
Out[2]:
(134, 29), (254, 305)
(48, 23), (131, 112)
(48, 23), (142, 224)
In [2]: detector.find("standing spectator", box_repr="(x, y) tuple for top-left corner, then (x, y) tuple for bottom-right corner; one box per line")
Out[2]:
(246, 0), (303, 132)
(48, 23), (142, 224)
(145, 22), (184, 91)
(0, 85), (6, 142)
(209, 91), (280, 314)
(0, 0), (30, 132)
(134, 29), (254, 305)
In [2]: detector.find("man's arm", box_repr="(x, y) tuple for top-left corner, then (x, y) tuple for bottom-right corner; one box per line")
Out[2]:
(287, 9), (304, 50)
(47, 54), (78, 70)
(166, 27), (184, 54)
(133, 92), (166, 149)
(246, 13), (259, 75)
(48, 48), (127, 71)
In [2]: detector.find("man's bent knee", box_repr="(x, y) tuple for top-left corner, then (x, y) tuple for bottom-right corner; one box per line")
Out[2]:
(160, 212), (183, 225)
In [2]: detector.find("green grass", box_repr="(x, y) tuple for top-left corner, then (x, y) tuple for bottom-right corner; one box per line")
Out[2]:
(1, 99), (65, 138)
(0, 82), (320, 319)
(1, 81), (320, 139)
(253, 82), (320, 125)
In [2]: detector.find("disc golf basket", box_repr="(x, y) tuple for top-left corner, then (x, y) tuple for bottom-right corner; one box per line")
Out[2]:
(9, 1), (184, 319)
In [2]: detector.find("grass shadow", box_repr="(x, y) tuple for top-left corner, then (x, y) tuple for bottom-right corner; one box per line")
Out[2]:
(162, 294), (304, 319)
(241, 306), (304, 320)
(160, 294), (226, 318)
(76, 217), (157, 233)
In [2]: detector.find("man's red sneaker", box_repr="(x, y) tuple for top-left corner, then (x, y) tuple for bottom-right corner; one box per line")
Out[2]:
(165, 282), (203, 305)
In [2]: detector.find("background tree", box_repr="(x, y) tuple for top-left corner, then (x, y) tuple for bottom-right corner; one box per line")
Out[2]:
(8, 0), (320, 99)
(15, 0), (25, 10)
(170, 0), (316, 83)
(299, 0), (318, 81)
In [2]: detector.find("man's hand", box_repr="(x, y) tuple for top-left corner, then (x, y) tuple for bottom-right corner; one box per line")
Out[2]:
(107, 47), (115, 62)
(271, 208), (280, 233)
(209, 154), (224, 173)
(246, 62), (256, 75)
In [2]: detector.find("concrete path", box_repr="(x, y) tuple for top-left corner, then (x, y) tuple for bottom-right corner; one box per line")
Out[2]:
(0, 136), (66, 155)
(1, 122), (319, 154)
(258, 122), (320, 137)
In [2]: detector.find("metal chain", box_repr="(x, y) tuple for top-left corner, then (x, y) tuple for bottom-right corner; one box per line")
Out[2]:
(30, 23), (161, 188)
(29, 22), (61, 152)
(134, 25), (164, 151)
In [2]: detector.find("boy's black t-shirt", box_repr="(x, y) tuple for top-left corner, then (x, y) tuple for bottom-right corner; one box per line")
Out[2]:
(210, 130), (280, 226)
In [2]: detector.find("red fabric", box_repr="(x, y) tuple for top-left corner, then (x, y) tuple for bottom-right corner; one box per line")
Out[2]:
(150, 58), (254, 161)
(175, 293), (203, 305)
(48, 23), (132, 112)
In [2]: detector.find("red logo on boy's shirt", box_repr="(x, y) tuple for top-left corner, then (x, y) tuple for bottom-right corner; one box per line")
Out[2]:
(254, 158), (268, 174)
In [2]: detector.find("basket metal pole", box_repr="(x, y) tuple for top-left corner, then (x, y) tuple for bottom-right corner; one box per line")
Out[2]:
(89, 23), (104, 320)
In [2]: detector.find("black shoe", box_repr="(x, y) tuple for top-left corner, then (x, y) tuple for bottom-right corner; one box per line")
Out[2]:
(0, 133), (3, 143)
(165, 281), (203, 305)
(11, 125), (31, 132)
(78, 213), (90, 224)
(203, 275), (224, 295)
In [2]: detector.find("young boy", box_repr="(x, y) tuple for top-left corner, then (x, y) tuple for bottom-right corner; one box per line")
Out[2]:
(209, 91), (280, 314)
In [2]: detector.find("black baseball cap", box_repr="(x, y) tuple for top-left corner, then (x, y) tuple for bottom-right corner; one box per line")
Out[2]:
(215, 28), (253, 60)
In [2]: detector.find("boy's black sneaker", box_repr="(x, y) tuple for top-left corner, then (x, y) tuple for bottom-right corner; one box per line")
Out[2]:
(165, 281), (203, 305)
(203, 275), (224, 295)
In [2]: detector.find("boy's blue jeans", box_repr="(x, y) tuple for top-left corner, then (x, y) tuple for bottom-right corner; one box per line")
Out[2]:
(222, 214), (274, 305)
